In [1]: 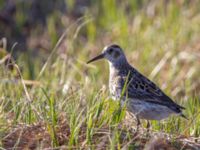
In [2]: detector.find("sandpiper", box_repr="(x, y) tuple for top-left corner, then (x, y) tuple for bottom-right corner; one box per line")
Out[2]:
(87, 44), (186, 129)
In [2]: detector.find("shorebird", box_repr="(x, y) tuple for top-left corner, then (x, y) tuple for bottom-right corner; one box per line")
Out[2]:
(87, 44), (186, 130)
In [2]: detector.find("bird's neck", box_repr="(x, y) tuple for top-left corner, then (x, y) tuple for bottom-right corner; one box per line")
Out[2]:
(109, 59), (129, 71)
(109, 62), (117, 77)
(108, 61), (130, 78)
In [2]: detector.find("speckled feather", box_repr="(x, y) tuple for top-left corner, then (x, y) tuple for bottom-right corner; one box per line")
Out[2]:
(109, 62), (185, 113)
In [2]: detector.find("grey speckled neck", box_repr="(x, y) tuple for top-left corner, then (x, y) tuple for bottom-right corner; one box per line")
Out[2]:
(109, 57), (130, 71)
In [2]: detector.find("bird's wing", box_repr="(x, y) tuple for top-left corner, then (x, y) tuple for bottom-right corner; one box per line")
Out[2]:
(120, 69), (184, 112)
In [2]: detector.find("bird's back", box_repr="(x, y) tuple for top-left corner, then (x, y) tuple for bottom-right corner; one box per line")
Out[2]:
(109, 63), (184, 114)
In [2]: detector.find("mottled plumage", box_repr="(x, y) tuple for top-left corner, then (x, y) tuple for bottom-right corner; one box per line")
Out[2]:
(87, 44), (186, 128)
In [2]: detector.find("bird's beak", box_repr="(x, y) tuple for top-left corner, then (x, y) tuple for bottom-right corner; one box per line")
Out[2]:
(87, 53), (105, 64)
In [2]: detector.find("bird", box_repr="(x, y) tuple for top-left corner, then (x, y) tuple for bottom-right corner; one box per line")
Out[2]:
(87, 44), (186, 130)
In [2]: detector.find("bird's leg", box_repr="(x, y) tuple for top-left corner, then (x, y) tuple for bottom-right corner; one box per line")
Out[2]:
(136, 116), (141, 131)
(146, 120), (150, 132)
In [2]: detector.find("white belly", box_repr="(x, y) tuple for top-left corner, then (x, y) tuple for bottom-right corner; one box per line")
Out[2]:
(127, 100), (176, 120)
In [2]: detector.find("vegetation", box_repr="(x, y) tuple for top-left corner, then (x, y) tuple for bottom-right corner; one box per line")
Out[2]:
(0, 0), (199, 149)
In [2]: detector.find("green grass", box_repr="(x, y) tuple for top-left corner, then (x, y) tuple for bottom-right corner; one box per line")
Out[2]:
(0, 0), (200, 149)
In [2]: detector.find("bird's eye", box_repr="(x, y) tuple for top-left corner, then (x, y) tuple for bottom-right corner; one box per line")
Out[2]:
(108, 48), (113, 54)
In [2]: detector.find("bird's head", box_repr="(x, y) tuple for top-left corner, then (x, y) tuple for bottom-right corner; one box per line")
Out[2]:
(87, 44), (127, 66)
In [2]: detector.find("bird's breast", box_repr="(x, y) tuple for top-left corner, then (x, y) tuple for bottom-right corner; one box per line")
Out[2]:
(109, 67), (124, 101)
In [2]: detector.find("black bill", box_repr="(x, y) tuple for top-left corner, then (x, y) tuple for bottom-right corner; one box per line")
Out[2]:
(87, 53), (105, 64)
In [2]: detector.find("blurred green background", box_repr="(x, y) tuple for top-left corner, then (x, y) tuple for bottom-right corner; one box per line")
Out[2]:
(0, 0), (199, 95)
